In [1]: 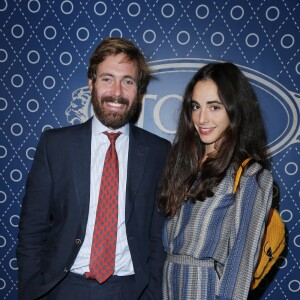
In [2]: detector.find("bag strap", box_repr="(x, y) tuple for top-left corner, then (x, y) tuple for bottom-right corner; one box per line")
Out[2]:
(233, 158), (252, 194)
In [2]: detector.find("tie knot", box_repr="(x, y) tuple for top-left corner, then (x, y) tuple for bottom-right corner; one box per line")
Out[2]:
(104, 131), (121, 144)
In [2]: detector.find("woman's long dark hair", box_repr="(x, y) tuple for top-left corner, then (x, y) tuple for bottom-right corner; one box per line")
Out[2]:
(158, 62), (269, 218)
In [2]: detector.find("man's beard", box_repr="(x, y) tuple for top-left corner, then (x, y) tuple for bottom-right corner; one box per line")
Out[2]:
(91, 88), (138, 129)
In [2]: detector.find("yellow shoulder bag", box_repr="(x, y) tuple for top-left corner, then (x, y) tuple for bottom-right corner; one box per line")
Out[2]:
(233, 159), (286, 289)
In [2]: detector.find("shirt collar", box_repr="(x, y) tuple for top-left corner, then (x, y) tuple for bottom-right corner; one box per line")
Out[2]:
(92, 116), (129, 137)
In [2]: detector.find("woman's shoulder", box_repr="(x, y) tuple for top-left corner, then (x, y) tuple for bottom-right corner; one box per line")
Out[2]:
(244, 161), (272, 177)
(239, 161), (273, 189)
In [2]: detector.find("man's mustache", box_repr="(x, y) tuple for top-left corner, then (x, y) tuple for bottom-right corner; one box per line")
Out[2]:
(101, 95), (129, 106)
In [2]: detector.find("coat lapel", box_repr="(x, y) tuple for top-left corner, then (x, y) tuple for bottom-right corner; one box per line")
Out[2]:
(125, 125), (149, 222)
(71, 119), (92, 231)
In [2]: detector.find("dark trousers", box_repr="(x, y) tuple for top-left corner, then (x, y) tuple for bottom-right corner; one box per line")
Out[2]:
(40, 272), (137, 300)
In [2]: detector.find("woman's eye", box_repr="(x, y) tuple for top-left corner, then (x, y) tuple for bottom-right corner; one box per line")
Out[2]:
(191, 103), (200, 110)
(211, 105), (220, 111)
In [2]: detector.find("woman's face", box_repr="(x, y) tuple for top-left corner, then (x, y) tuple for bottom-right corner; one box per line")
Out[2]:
(191, 79), (230, 156)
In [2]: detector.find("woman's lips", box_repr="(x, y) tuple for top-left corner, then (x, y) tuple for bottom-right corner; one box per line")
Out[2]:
(199, 127), (214, 135)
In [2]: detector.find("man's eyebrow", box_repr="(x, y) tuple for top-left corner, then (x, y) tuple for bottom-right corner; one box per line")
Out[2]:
(98, 73), (136, 81)
(98, 72), (113, 77)
(123, 75), (137, 81)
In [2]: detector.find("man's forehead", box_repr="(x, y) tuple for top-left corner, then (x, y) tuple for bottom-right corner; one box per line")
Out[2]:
(103, 53), (136, 65)
(97, 54), (138, 76)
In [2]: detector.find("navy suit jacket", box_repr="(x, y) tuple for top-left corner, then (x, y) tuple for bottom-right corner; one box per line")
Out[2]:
(16, 118), (171, 300)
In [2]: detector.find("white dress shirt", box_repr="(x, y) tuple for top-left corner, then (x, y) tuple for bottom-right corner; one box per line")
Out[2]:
(71, 117), (134, 276)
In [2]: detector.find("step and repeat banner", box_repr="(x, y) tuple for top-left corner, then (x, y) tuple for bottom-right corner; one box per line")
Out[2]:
(0, 1), (299, 299)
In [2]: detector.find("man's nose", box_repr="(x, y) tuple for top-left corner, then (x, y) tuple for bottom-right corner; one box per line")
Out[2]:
(111, 81), (122, 97)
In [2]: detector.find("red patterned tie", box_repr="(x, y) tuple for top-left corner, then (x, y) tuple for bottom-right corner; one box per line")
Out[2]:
(86, 131), (121, 283)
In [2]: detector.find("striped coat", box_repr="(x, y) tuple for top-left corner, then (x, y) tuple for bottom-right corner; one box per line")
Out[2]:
(162, 163), (273, 300)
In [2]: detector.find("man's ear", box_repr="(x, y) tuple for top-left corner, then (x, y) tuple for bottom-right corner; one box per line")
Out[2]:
(88, 79), (93, 92)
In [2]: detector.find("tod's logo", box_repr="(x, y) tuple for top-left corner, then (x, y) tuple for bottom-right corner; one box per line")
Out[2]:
(65, 59), (300, 157)
(65, 86), (93, 125)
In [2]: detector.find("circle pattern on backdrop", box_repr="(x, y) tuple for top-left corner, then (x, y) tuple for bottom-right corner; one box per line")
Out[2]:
(28, 0), (41, 13)
(94, 1), (107, 16)
(0, 98), (8, 110)
(0, 49), (8, 62)
(1, 2), (299, 300)
(196, 4), (209, 19)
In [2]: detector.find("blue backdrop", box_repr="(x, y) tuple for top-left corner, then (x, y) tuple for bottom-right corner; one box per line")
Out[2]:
(0, 1), (299, 299)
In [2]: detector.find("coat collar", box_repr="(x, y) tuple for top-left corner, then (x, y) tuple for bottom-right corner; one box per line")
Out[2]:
(125, 124), (149, 222)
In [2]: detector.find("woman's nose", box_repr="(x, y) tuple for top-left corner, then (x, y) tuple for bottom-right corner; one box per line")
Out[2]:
(199, 109), (208, 124)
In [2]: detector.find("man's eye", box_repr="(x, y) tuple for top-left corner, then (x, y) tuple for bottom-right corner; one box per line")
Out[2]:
(99, 76), (113, 83)
(123, 79), (135, 86)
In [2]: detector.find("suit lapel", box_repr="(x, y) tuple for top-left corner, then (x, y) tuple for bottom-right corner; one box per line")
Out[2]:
(71, 119), (92, 231)
(125, 125), (149, 222)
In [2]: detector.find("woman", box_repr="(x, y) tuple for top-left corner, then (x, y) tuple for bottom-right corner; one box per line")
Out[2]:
(158, 62), (273, 299)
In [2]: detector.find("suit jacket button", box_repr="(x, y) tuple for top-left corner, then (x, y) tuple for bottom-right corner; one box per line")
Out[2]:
(64, 268), (68, 273)
(75, 239), (81, 245)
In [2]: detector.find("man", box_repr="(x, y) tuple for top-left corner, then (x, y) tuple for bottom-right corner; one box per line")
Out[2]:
(16, 37), (171, 300)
